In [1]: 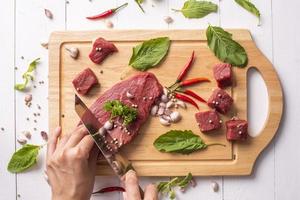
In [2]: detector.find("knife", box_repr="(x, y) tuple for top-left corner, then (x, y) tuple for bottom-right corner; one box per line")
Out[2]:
(74, 94), (144, 198)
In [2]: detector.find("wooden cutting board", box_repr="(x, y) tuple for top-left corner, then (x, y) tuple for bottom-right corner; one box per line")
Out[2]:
(49, 30), (282, 176)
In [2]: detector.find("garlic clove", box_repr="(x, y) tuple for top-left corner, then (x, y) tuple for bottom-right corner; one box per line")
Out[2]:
(159, 117), (171, 126)
(106, 20), (114, 29)
(126, 91), (134, 99)
(160, 94), (169, 103)
(211, 181), (219, 192)
(41, 131), (48, 141)
(103, 121), (113, 130)
(163, 87), (168, 96)
(44, 9), (53, 19)
(99, 127), (106, 136)
(151, 105), (159, 116)
(176, 100), (187, 109)
(157, 107), (165, 116)
(40, 42), (49, 49)
(24, 94), (32, 103)
(65, 47), (79, 59)
(170, 111), (181, 123)
(22, 131), (32, 139)
(164, 16), (174, 24)
(166, 101), (174, 108)
(159, 102), (166, 108)
(17, 134), (27, 145)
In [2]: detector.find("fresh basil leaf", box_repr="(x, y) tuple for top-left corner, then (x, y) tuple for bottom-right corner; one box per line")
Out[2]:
(206, 25), (248, 67)
(7, 144), (41, 173)
(235, 0), (260, 24)
(15, 58), (40, 91)
(172, 0), (218, 19)
(153, 130), (207, 154)
(157, 173), (194, 200)
(129, 37), (170, 71)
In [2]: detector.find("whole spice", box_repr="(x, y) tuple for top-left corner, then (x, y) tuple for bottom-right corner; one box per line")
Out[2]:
(177, 89), (207, 103)
(176, 51), (195, 83)
(92, 186), (125, 194)
(44, 9), (53, 19)
(174, 93), (199, 110)
(86, 3), (128, 20)
(179, 77), (210, 87)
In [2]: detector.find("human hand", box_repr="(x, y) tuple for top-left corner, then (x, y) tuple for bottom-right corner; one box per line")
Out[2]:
(123, 170), (158, 200)
(46, 126), (98, 200)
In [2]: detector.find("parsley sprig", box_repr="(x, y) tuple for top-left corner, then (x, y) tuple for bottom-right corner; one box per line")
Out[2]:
(15, 58), (40, 91)
(104, 100), (138, 125)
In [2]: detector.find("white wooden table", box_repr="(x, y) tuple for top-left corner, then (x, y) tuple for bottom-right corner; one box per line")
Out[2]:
(1, 0), (299, 199)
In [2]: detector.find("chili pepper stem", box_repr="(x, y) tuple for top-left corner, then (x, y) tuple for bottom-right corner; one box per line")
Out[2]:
(135, 1), (145, 13)
(112, 2), (128, 12)
(171, 8), (181, 12)
(206, 143), (226, 147)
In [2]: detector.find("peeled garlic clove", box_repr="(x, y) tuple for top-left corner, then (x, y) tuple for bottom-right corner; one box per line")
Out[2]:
(99, 127), (106, 136)
(65, 47), (79, 59)
(160, 94), (169, 103)
(151, 105), (158, 116)
(211, 181), (219, 192)
(176, 100), (187, 109)
(17, 134), (27, 145)
(40, 42), (49, 49)
(163, 87), (168, 96)
(126, 91), (134, 99)
(166, 101), (174, 108)
(159, 117), (171, 126)
(103, 121), (113, 130)
(159, 102), (166, 108)
(170, 111), (181, 122)
(164, 109), (172, 115)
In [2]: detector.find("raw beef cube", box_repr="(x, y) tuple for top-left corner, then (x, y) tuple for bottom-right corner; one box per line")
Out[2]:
(213, 63), (232, 88)
(89, 37), (118, 64)
(72, 68), (98, 95)
(195, 110), (222, 132)
(226, 118), (248, 141)
(207, 88), (233, 114)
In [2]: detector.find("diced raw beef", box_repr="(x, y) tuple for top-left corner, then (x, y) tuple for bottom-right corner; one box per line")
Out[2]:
(226, 118), (248, 141)
(207, 88), (233, 114)
(72, 68), (98, 95)
(195, 110), (222, 132)
(213, 63), (232, 88)
(89, 37), (118, 64)
(88, 72), (163, 149)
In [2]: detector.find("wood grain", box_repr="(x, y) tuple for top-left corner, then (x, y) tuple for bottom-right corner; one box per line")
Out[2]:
(49, 30), (282, 176)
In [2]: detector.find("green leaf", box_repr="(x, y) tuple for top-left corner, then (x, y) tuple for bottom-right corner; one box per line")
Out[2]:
(172, 0), (218, 19)
(235, 0), (260, 24)
(129, 37), (170, 71)
(7, 144), (41, 173)
(104, 100), (137, 125)
(157, 173), (193, 199)
(153, 130), (207, 154)
(206, 25), (248, 67)
(15, 58), (40, 91)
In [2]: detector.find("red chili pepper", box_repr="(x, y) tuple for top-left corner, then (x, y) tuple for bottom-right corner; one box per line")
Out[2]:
(177, 89), (207, 103)
(86, 3), (128, 20)
(179, 77), (210, 87)
(176, 51), (195, 83)
(92, 186), (125, 194)
(174, 93), (199, 110)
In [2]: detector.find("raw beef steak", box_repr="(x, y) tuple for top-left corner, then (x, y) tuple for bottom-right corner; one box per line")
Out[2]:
(208, 88), (233, 114)
(89, 37), (118, 64)
(195, 110), (222, 132)
(72, 68), (98, 95)
(226, 118), (248, 141)
(213, 63), (232, 88)
(88, 72), (163, 149)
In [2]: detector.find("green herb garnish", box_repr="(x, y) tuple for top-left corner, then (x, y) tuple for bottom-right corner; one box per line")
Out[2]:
(172, 0), (218, 19)
(235, 0), (260, 25)
(153, 130), (225, 154)
(15, 58), (40, 91)
(7, 144), (41, 173)
(157, 173), (193, 200)
(104, 100), (138, 125)
(206, 25), (248, 67)
(129, 37), (170, 71)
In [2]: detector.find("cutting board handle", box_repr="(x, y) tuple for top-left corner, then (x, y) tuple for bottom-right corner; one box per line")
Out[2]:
(247, 60), (283, 159)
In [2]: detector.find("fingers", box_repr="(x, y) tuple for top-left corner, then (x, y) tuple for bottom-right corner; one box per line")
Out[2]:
(125, 170), (141, 200)
(88, 146), (99, 172)
(77, 134), (95, 157)
(47, 126), (62, 160)
(144, 184), (158, 200)
(65, 125), (88, 148)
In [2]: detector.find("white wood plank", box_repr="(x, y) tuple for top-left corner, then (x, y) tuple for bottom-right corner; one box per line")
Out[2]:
(220, 0), (275, 199)
(0, 0), (17, 199)
(15, 0), (65, 199)
(272, 0), (300, 199)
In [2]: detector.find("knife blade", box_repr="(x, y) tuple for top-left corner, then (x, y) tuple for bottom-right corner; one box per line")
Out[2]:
(74, 94), (144, 197)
